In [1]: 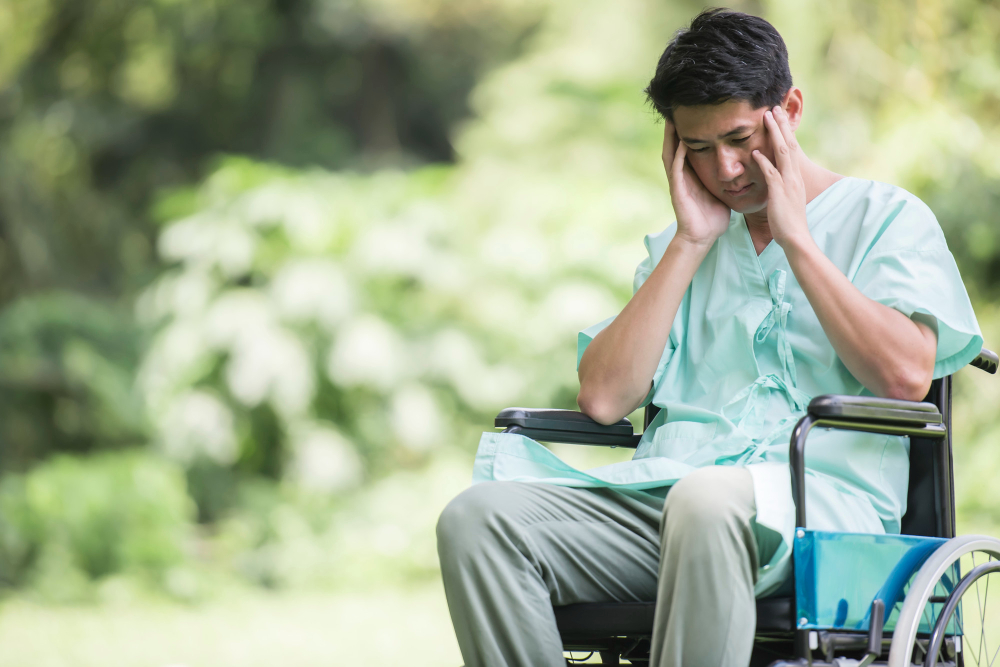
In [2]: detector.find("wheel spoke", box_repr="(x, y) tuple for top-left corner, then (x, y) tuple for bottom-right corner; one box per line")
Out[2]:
(980, 567), (991, 666)
(975, 552), (986, 666)
(922, 582), (934, 636)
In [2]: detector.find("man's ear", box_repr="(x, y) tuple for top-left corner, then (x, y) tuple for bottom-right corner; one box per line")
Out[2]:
(781, 87), (804, 131)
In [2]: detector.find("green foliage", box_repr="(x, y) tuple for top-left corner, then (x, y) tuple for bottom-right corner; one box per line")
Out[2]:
(1, 0), (1000, 603)
(0, 452), (194, 598)
(0, 0), (539, 471)
(0, 292), (146, 471)
(137, 156), (624, 499)
(0, 0), (538, 301)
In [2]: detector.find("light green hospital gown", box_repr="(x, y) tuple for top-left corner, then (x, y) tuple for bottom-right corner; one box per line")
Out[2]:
(472, 177), (983, 596)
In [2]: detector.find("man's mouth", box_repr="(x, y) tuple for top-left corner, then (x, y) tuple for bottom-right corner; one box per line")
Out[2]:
(725, 183), (752, 196)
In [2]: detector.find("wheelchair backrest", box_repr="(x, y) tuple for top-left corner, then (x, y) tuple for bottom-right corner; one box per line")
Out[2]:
(901, 376), (955, 538)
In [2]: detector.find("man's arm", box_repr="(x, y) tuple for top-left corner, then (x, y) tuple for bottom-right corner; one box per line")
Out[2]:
(577, 123), (731, 424)
(752, 106), (937, 400)
(577, 236), (710, 424)
(785, 241), (937, 400)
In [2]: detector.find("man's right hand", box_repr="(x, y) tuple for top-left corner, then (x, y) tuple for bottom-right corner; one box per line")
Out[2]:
(662, 121), (731, 247)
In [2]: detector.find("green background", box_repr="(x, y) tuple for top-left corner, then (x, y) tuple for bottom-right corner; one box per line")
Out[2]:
(0, 0), (998, 663)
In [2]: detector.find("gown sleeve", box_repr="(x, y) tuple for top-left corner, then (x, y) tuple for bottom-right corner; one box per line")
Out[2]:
(576, 225), (680, 405)
(849, 195), (983, 378)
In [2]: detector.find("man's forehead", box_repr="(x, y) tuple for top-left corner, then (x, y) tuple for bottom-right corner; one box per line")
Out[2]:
(673, 100), (763, 141)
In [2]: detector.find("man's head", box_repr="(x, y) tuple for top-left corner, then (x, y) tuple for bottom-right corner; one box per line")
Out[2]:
(645, 9), (800, 214)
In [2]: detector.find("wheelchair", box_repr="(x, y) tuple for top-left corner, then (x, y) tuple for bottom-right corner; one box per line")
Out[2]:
(494, 348), (1000, 666)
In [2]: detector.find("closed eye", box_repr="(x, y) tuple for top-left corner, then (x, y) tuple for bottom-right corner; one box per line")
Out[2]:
(687, 133), (753, 153)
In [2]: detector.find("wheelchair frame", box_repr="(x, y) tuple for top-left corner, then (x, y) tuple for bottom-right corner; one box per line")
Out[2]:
(493, 348), (1000, 666)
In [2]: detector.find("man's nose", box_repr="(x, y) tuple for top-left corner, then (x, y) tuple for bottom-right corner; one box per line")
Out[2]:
(717, 148), (745, 182)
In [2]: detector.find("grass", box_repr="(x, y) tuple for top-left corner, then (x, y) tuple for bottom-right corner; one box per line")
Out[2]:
(0, 582), (462, 667)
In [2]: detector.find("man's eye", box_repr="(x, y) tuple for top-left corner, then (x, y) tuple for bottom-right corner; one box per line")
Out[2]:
(732, 135), (752, 144)
(689, 146), (709, 153)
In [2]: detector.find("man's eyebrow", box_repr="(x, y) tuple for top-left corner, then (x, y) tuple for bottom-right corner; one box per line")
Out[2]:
(681, 125), (755, 144)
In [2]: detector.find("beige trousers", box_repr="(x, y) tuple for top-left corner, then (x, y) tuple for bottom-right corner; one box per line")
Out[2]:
(436, 466), (783, 667)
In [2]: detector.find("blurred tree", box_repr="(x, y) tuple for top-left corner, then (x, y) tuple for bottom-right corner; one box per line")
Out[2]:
(0, 0), (540, 471)
(0, 0), (999, 595)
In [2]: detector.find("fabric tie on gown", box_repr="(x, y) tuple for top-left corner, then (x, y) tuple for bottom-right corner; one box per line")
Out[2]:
(756, 269), (802, 393)
(722, 269), (810, 451)
(724, 373), (808, 441)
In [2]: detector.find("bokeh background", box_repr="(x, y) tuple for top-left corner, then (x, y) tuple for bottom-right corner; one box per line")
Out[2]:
(0, 0), (999, 664)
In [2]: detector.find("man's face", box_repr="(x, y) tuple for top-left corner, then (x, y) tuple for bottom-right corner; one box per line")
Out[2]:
(672, 100), (775, 214)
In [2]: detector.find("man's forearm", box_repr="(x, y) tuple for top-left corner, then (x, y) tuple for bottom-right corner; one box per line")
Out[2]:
(577, 236), (711, 424)
(783, 238), (937, 401)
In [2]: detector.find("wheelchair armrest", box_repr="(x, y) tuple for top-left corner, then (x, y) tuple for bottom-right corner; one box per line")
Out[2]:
(808, 394), (942, 424)
(789, 394), (946, 529)
(971, 347), (998, 374)
(495, 408), (641, 448)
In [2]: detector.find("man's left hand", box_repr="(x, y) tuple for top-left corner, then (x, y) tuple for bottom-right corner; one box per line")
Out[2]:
(751, 105), (812, 250)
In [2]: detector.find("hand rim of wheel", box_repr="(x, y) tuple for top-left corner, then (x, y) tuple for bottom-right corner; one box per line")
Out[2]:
(924, 560), (1000, 667)
(888, 534), (1000, 667)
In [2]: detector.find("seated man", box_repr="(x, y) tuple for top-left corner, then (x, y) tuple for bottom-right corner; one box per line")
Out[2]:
(436, 9), (983, 667)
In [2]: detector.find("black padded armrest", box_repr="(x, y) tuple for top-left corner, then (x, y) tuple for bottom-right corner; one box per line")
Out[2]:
(495, 408), (641, 448)
(972, 348), (998, 374)
(808, 395), (941, 425)
(790, 393), (947, 529)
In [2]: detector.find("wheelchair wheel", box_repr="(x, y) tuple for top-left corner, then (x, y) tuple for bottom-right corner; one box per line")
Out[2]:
(888, 535), (1000, 667)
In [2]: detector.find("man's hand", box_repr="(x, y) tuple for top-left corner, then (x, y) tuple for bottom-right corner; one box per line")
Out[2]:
(750, 106), (812, 250)
(662, 121), (731, 247)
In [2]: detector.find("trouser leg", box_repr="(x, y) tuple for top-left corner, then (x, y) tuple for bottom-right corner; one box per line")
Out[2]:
(650, 465), (762, 667)
(436, 481), (664, 667)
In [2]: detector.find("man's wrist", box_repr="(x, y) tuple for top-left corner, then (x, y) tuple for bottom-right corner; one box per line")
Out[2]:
(779, 231), (819, 262)
(782, 233), (828, 285)
(670, 233), (717, 255)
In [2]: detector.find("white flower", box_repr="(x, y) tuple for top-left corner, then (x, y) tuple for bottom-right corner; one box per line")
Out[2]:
(203, 290), (273, 350)
(225, 325), (315, 417)
(138, 320), (213, 408)
(287, 423), (363, 492)
(537, 281), (619, 335)
(135, 269), (215, 324)
(391, 384), (442, 452)
(159, 214), (256, 277)
(428, 329), (523, 410)
(326, 315), (406, 390)
(270, 259), (353, 331)
(160, 391), (237, 465)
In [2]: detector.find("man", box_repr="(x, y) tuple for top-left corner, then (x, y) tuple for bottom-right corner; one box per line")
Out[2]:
(437, 9), (982, 667)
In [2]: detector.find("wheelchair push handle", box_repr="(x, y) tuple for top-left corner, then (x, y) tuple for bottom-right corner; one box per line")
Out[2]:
(971, 347), (998, 374)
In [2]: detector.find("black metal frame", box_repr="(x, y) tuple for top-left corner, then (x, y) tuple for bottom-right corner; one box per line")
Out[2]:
(493, 349), (997, 666)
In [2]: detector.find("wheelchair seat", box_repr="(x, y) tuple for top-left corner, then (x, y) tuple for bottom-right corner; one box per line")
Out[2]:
(555, 595), (795, 640)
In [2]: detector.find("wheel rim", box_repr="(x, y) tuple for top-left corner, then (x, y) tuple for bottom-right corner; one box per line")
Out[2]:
(924, 552), (1000, 667)
(889, 536), (1000, 667)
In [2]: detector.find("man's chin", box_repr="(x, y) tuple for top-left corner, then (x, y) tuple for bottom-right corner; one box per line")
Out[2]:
(726, 193), (768, 215)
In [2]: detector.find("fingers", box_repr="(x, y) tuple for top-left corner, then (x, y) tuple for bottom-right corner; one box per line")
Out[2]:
(671, 138), (688, 184)
(751, 149), (779, 186)
(772, 105), (799, 154)
(661, 120), (678, 175)
(762, 109), (791, 174)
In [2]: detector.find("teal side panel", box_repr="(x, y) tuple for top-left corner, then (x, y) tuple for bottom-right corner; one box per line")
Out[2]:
(794, 531), (960, 634)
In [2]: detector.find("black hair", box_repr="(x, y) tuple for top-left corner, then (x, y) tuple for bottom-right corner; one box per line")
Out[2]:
(644, 8), (792, 121)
